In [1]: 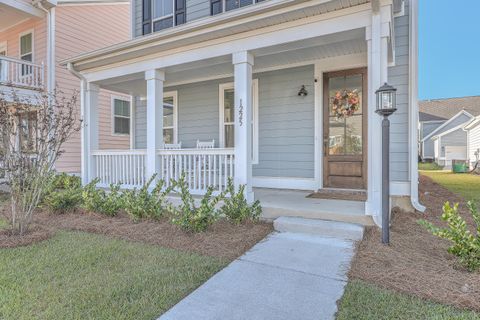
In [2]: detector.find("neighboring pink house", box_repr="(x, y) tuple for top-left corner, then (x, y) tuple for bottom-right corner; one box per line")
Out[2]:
(0, 0), (131, 173)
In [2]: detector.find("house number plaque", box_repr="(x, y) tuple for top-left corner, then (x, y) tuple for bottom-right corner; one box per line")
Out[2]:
(238, 99), (244, 127)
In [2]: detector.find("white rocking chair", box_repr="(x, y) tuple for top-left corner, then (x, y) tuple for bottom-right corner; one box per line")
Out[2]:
(196, 139), (215, 149)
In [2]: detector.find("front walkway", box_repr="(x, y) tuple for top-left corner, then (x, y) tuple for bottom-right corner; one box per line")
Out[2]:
(159, 221), (363, 320)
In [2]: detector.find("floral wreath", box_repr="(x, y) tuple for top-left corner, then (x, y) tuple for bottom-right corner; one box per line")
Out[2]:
(331, 89), (360, 119)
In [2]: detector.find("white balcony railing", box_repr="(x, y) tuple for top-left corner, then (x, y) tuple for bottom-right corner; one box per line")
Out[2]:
(0, 56), (45, 91)
(91, 148), (235, 193)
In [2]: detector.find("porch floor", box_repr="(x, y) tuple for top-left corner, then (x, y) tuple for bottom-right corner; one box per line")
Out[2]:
(255, 188), (374, 226)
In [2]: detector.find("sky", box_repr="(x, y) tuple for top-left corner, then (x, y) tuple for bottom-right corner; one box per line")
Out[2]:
(419, 0), (480, 100)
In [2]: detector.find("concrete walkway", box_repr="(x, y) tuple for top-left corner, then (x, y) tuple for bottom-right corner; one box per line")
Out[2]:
(160, 221), (362, 320)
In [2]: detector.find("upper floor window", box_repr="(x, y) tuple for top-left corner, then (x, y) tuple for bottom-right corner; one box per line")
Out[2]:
(20, 32), (33, 76)
(143, 0), (186, 35)
(211, 0), (265, 15)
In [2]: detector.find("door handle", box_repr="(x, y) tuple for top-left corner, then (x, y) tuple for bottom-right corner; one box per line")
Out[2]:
(323, 138), (328, 157)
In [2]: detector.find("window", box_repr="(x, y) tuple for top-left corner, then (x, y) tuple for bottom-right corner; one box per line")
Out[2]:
(163, 92), (178, 144)
(143, 0), (186, 35)
(113, 98), (131, 135)
(20, 32), (33, 76)
(219, 80), (258, 164)
(19, 111), (37, 153)
(211, 0), (265, 15)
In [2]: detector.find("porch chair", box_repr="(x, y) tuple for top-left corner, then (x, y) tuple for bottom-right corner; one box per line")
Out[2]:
(163, 142), (182, 150)
(196, 139), (215, 149)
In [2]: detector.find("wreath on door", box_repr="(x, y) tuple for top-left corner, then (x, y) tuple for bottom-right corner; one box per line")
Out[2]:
(331, 89), (360, 119)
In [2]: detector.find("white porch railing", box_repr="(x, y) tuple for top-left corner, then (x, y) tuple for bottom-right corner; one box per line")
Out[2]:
(92, 150), (147, 187)
(91, 148), (235, 193)
(0, 56), (45, 91)
(158, 148), (235, 193)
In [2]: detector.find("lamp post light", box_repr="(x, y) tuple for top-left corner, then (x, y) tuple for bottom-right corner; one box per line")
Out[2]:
(375, 82), (397, 245)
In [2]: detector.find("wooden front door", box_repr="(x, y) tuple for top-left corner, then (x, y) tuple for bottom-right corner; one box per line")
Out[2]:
(323, 68), (367, 189)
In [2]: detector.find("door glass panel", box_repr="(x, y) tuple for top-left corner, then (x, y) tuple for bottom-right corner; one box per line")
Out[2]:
(223, 89), (234, 123)
(225, 125), (234, 148)
(163, 128), (174, 144)
(163, 96), (174, 127)
(328, 74), (363, 156)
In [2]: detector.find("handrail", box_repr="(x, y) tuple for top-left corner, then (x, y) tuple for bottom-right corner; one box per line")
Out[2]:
(0, 56), (44, 68)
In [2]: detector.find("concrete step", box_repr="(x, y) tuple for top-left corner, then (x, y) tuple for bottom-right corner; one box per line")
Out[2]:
(273, 216), (364, 241)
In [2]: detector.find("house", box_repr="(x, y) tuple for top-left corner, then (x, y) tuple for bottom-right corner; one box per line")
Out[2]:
(63, 0), (423, 226)
(0, 0), (131, 173)
(464, 116), (480, 170)
(419, 96), (480, 166)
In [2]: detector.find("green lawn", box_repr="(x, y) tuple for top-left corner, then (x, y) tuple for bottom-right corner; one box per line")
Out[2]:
(0, 231), (226, 320)
(418, 162), (444, 170)
(337, 280), (480, 320)
(420, 170), (480, 204)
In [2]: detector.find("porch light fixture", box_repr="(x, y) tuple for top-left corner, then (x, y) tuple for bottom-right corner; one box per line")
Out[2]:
(298, 85), (308, 97)
(375, 82), (397, 245)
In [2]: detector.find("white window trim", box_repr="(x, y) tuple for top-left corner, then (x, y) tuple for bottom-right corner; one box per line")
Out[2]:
(163, 90), (178, 144)
(111, 95), (132, 136)
(0, 41), (7, 82)
(152, 0), (175, 29)
(18, 29), (34, 62)
(219, 79), (259, 164)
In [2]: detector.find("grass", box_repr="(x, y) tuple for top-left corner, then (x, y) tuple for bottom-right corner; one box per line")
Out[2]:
(420, 170), (480, 204)
(337, 280), (480, 320)
(0, 231), (226, 320)
(418, 162), (444, 170)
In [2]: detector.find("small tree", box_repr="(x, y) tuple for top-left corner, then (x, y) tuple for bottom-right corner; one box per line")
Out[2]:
(0, 89), (81, 235)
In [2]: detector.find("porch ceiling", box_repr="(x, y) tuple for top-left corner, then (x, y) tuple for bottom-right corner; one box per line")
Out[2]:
(98, 28), (366, 96)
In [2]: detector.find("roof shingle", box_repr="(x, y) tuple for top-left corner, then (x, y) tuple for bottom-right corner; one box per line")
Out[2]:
(419, 96), (480, 122)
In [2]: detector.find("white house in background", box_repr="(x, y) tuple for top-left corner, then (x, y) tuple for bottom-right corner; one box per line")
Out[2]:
(63, 0), (424, 226)
(464, 116), (480, 169)
(419, 96), (480, 166)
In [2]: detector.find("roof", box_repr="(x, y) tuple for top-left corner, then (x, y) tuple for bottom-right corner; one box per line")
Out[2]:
(421, 110), (474, 142)
(431, 123), (465, 140)
(419, 96), (480, 122)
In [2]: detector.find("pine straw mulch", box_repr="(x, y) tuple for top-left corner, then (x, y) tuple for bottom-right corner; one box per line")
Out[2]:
(0, 205), (273, 261)
(349, 174), (480, 312)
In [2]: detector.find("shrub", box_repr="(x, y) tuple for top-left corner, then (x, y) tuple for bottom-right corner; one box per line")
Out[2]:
(122, 175), (173, 221)
(221, 178), (262, 224)
(43, 173), (83, 213)
(169, 174), (225, 232)
(82, 180), (123, 216)
(419, 201), (480, 272)
(44, 189), (83, 214)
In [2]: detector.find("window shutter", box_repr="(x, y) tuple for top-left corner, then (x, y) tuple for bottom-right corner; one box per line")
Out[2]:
(211, 0), (222, 15)
(142, 0), (152, 35)
(175, 0), (186, 25)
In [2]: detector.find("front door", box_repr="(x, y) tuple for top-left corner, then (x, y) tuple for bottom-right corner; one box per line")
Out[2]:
(323, 68), (367, 189)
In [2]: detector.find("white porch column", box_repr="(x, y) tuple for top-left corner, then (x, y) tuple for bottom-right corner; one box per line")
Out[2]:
(84, 82), (99, 184)
(233, 51), (254, 203)
(366, 5), (390, 224)
(145, 69), (165, 180)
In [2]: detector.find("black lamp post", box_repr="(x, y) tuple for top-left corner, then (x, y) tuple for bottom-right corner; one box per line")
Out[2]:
(375, 82), (397, 244)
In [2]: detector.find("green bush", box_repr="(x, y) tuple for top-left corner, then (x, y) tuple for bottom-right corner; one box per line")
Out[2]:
(169, 174), (225, 232)
(82, 180), (123, 216)
(122, 175), (173, 221)
(44, 189), (83, 213)
(419, 201), (480, 272)
(220, 178), (261, 224)
(43, 173), (83, 213)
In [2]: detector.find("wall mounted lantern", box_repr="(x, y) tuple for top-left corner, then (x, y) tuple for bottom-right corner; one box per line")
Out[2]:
(298, 85), (308, 97)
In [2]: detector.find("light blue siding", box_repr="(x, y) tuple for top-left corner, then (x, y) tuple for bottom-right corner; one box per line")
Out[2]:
(134, 0), (142, 37)
(135, 65), (315, 179)
(421, 121), (444, 159)
(186, 0), (210, 22)
(388, 2), (410, 182)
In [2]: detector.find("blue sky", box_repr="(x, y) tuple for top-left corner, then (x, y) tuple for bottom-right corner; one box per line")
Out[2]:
(419, 0), (480, 100)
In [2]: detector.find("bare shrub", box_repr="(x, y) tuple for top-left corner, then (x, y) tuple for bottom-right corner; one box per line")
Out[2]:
(0, 89), (81, 235)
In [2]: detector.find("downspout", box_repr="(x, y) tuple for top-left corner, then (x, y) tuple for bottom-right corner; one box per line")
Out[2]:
(33, 1), (55, 94)
(408, 0), (426, 212)
(67, 62), (88, 183)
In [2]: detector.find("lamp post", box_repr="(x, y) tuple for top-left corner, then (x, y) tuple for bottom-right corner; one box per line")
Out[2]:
(375, 83), (397, 244)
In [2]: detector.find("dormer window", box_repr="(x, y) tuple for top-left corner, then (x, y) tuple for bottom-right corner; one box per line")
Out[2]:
(211, 0), (265, 15)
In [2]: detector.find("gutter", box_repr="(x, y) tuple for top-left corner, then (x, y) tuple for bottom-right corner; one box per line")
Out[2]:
(408, 0), (425, 213)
